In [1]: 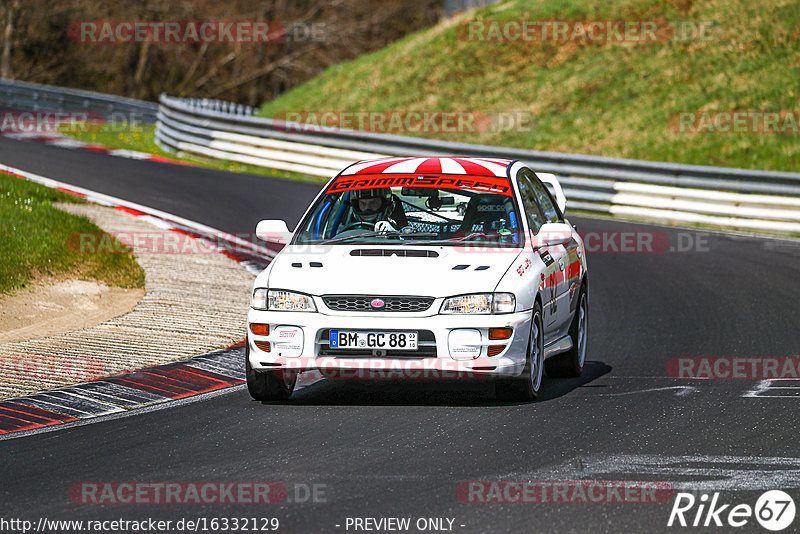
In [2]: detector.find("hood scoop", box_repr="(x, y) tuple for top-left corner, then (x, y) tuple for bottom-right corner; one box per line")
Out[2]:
(350, 249), (439, 258)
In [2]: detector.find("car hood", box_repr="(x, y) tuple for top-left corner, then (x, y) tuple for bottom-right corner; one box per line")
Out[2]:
(264, 245), (522, 297)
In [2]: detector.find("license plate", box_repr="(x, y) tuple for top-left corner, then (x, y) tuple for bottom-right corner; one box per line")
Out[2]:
(329, 330), (418, 350)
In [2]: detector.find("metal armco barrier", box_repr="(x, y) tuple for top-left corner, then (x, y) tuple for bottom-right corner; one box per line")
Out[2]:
(156, 94), (800, 233)
(0, 79), (158, 123)
(2, 80), (798, 234)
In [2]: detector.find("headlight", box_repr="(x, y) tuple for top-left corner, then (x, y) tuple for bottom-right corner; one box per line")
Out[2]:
(440, 293), (516, 314)
(251, 289), (317, 312)
(251, 288), (268, 310)
(269, 289), (317, 312)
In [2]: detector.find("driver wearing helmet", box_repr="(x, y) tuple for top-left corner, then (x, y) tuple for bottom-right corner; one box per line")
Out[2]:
(350, 188), (408, 232)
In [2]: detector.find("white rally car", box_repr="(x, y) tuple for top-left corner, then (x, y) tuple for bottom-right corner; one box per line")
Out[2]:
(246, 157), (588, 401)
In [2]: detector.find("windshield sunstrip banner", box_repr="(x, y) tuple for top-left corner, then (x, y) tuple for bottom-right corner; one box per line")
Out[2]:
(327, 174), (513, 197)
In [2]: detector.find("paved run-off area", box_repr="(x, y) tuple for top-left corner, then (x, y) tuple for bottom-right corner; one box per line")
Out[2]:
(0, 202), (254, 399)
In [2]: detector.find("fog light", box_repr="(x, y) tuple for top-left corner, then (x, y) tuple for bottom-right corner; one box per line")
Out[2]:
(489, 327), (513, 340)
(250, 323), (269, 336)
(448, 329), (481, 360)
(273, 326), (303, 357)
(487, 345), (505, 357)
(254, 341), (271, 352)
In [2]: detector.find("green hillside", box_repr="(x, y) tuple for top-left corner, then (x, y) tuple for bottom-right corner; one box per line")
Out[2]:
(259, 0), (800, 172)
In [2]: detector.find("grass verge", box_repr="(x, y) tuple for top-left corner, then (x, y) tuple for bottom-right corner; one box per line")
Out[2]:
(0, 172), (145, 295)
(64, 0), (800, 175)
(258, 0), (800, 173)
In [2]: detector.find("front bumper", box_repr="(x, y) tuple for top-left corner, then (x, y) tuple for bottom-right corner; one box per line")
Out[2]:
(246, 308), (532, 378)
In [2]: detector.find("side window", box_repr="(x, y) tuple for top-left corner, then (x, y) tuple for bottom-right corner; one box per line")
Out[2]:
(529, 173), (561, 223)
(516, 170), (547, 233)
(305, 192), (350, 239)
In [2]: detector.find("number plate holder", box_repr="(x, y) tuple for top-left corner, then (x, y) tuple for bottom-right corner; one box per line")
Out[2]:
(329, 330), (418, 350)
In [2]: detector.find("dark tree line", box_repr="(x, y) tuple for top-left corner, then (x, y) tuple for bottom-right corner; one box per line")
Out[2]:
(0, 0), (442, 105)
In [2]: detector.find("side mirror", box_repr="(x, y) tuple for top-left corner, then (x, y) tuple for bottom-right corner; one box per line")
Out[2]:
(536, 172), (567, 214)
(256, 219), (292, 244)
(533, 222), (573, 249)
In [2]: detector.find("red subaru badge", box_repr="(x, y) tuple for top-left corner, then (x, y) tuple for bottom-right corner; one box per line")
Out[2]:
(370, 298), (385, 309)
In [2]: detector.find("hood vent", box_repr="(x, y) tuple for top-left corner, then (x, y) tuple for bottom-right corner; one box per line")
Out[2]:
(452, 264), (491, 271)
(350, 249), (439, 258)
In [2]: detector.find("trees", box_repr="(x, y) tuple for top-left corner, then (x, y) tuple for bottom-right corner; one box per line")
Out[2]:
(4, 0), (442, 105)
(1, 0), (20, 79)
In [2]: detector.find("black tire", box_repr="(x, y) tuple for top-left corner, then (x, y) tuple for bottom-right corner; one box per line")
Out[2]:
(495, 303), (544, 402)
(245, 343), (297, 401)
(545, 286), (588, 378)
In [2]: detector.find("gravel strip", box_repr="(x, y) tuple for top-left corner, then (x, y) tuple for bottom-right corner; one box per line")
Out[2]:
(0, 203), (254, 399)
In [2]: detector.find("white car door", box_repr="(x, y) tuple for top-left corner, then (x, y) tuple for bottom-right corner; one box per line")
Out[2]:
(529, 173), (574, 335)
(516, 169), (568, 335)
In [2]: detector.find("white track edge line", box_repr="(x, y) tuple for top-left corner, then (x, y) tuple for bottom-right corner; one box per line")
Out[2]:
(0, 162), (274, 258)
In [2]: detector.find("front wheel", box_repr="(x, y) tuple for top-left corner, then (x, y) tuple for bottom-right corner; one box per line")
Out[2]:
(495, 303), (544, 402)
(545, 286), (587, 378)
(245, 344), (297, 401)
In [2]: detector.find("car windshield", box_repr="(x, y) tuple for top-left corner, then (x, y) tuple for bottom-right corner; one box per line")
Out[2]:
(294, 173), (523, 246)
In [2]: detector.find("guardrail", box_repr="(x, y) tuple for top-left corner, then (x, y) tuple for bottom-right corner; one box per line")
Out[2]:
(0, 79), (158, 123)
(156, 94), (800, 233)
(3, 80), (795, 233)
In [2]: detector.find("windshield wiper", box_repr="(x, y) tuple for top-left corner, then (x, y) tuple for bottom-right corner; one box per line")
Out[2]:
(415, 232), (487, 244)
(395, 231), (439, 239)
(416, 232), (518, 245)
(309, 230), (439, 245)
(316, 231), (380, 244)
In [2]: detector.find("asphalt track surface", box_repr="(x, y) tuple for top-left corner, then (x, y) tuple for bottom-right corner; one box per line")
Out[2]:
(2, 135), (800, 533)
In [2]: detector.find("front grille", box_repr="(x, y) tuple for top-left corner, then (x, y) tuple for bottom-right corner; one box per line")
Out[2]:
(317, 329), (437, 358)
(322, 295), (434, 312)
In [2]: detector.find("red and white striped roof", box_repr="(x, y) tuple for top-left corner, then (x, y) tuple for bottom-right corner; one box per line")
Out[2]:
(341, 157), (514, 177)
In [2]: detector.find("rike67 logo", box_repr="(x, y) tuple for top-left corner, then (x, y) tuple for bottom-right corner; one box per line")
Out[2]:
(668, 490), (796, 531)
